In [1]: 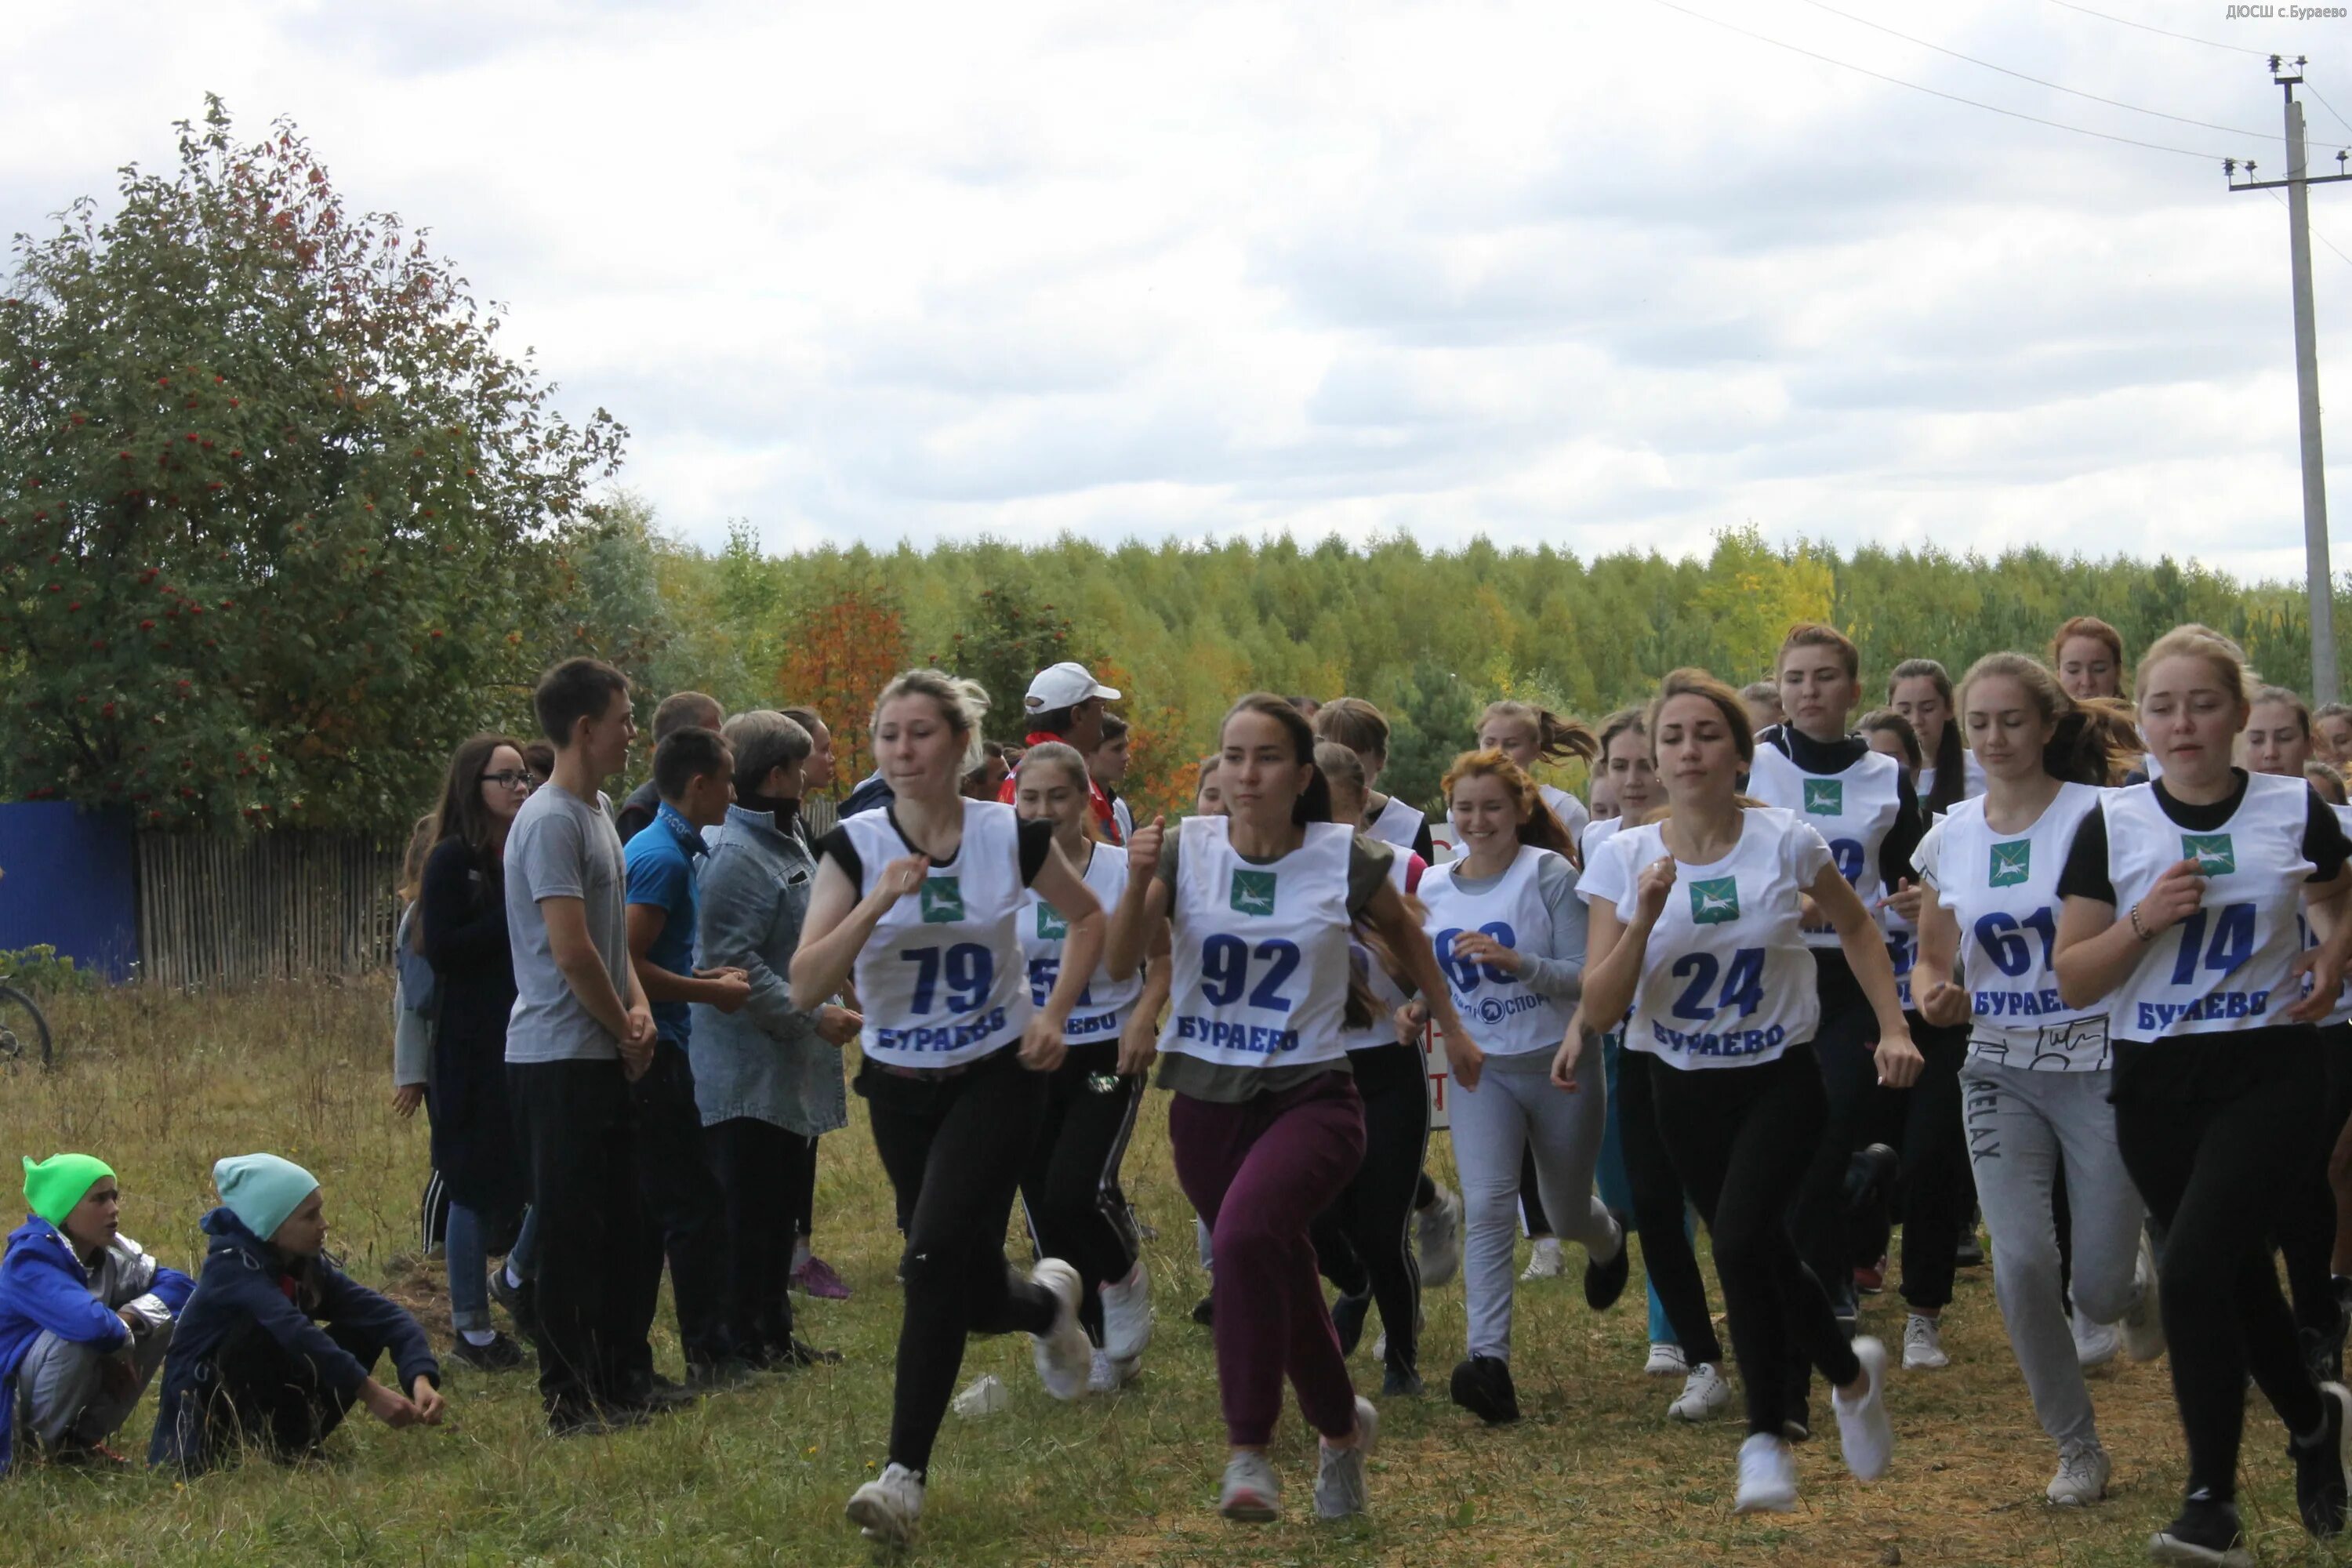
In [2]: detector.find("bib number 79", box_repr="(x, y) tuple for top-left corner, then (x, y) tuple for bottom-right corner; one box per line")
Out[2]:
(900, 943), (993, 1015)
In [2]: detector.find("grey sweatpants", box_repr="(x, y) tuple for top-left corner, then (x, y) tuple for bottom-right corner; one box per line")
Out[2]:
(1962, 1058), (2147, 1450)
(12, 1322), (172, 1455)
(1452, 1050), (1621, 1362)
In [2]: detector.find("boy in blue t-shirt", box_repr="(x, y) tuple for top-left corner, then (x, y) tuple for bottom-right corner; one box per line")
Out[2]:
(622, 726), (755, 1385)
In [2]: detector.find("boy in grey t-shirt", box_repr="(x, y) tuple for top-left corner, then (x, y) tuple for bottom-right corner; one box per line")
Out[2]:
(505, 782), (635, 1064)
(503, 657), (665, 1435)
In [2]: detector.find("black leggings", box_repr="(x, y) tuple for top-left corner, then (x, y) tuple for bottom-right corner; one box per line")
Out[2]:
(860, 1047), (1058, 1475)
(1857, 1018), (1970, 1312)
(1615, 1047), (1723, 1367)
(1311, 1040), (1428, 1379)
(1789, 953), (1877, 1319)
(706, 1116), (806, 1354)
(1019, 1040), (1145, 1344)
(1650, 1042), (1861, 1438)
(2114, 1032), (2329, 1503)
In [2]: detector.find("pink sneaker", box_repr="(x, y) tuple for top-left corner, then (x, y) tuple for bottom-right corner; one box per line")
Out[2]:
(794, 1254), (851, 1300)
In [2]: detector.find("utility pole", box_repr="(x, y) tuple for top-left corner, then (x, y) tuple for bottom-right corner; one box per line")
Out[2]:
(2229, 56), (2349, 702)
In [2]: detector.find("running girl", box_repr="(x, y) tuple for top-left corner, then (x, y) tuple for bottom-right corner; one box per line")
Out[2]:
(1889, 658), (1984, 814)
(1911, 654), (2160, 1508)
(1108, 695), (1482, 1523)
(1011, 743), (1154, 1395)
(1410, 749), (1624, 1427)
(2053, 625), (2352, 1563)
(1561, 668), (1917, 1514)
(790, 671), (1106, 1546)
(1476, 699), (1600, 843)
(2051, 617), (2126, 704)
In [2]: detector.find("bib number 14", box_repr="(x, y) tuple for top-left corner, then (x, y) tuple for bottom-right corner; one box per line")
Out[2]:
(2169, 902), (2256, 985)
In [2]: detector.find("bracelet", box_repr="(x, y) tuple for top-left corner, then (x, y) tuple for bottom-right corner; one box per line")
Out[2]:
(2128, 902), (2154, 943)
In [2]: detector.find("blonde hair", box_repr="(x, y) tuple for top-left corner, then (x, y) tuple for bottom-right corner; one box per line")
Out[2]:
(1312, 741), (1367, 815)
(1312, 697), (1391, 761)
(1778, 622), (1859, 681)
(2134, 624), (2257, 707)
(873, 668), (992, 771)
(1476, 700), (1600, 766)
(2252, 684), (2314, 739)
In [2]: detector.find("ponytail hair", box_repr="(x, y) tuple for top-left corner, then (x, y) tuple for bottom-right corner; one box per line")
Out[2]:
(1313, 742), (1368, 823)
(2309, 760), (2350, 806)
(1956, 652), (2143, 786)
(874, 668), (993, 773)
(1476, 699), (1601, 767)
(1223, 693), (1333, 826)
(1889, 658), (1966, 815)
(1440, 749), (1580, 864)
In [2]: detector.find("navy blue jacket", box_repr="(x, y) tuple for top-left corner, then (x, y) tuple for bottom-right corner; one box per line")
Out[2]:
(147, 1207), (438, 1472)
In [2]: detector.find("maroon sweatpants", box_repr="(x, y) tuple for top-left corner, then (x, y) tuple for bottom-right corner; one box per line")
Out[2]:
(1169, 1069), (1367, 1447)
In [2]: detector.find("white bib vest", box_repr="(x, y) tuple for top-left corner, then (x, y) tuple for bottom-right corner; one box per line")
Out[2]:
(1367, 795), (1425, 851)
(1598, 808), (1827, 1070)
(2100, 772), (2314, 1040)
(1018, 840), (1142, 1046)
(1539, 784), (1592, 846)
(1341, 847), (1414, 1051)
(843, 800), (1033, 1068)
(1420, 844), (1575, 1057)
(2295, 800), (2352, 1029)
(1160, 816), (1356, 1072)
(1916, 783), (2111, 1071)
(1748, 740), (1904, 949)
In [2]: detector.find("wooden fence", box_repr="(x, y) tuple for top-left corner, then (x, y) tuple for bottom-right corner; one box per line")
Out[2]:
(130, 793), (848, 989)
(135, 831), (402, 990)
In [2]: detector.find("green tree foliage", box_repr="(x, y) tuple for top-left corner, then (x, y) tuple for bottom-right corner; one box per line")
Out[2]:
(0, 100), (622, 829)
(645, 529), (2351, 824)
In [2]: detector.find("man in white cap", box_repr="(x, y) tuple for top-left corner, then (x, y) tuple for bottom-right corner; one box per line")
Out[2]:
(996, 661), (1123, 842)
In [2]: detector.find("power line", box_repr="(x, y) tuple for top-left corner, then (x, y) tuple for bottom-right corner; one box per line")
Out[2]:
(2310, 82), (2352, 142)
(2270, 186), (2352, 273)
(2041, 0), (2273, 59)
(1642, 0), (2252, 163)
(1795, 0), (2304, 147)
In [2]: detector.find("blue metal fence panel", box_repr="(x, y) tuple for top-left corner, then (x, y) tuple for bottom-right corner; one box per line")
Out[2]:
(0, 803), (138, 981)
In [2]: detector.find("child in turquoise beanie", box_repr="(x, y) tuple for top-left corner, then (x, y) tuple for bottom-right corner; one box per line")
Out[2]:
(148, 1152), (445, 1473)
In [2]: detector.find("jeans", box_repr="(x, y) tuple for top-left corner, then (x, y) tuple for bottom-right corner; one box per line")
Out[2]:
(446, 1203), (537, 1336)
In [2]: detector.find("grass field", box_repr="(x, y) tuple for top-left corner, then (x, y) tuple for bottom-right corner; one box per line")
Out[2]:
(0, 979), (2343, 1566)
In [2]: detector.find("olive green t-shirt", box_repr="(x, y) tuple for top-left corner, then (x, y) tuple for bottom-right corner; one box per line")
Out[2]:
(1154, 829), (1399, 1103)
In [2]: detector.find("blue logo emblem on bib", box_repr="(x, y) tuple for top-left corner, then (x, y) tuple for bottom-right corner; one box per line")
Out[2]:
(1230, 869), (1278, 916)
(1804, 779), (1842, 815)
(1988, 840), (2031, 888)
(1036, 904), (1068, 939)
(1690, 877), (1741, 925)
(2181, 833), (2235, 876)
(920, 877), (966, 924)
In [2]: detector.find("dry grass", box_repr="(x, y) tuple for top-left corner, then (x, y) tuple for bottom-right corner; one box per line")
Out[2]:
(0, 981), (2344, 1566)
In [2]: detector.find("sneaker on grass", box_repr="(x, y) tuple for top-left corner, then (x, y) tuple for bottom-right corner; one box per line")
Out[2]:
(2122, 1230), (2167, 1364)
(1219, 1450), (1280, 1523)
(846, 1461), (924, 1544)
(1099, 1258), (1154, 1364)
(1831, 1335), (1894, 1482)
(1668, 1361), (1732, 1423)
(1519, 1236), (1563, 1281)
(1415, 1186), (1463, 1289)
(1449, 1354), (1519, 1425)
(1314, 1396), (1378, 1520)
(1645, 1340), (1688, 1377)
(2147, 1495), (2249, 1566)
(1733, 1432), (1798, 1514)
(2045, 1439), (2110, 1507)
(2291, 1381), (2352, 1539)
(1029, 1259), (1092, 1401)
(1902, 1312), (1949, 1370)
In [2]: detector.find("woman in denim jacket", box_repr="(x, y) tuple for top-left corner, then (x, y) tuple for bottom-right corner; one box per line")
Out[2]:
(692, 710), (862, 1366)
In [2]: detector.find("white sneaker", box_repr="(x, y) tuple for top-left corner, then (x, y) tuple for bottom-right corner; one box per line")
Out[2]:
(1519, 1236), (1564, 1281)
(1029, 1259), (1091, 1401)
(1219, 1450), (1280, 1523)
(1832, 1336), (1895, 1482)
(1100, 1259), (1156, 1364)
(1646, 1341), (1690, 1377)
(1734, 1432), (1799, 1513)
(2073, 1309), (2119, 1370)
(2122, 1232), (2166, 1363)
(846, 1461), (925, 1543)
(1313, 1396), (1378, 1520)
(1087, 1348), (1140, 1394)
(2046, 1439), (2111, 1507)
(1903, 1312), (1950, 1370)
(1417, 1187), (1463, 1289)
(1668, 1361), (1733, 1423)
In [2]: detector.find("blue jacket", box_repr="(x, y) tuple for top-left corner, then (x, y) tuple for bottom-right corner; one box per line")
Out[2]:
(147, 1208), (438, 1473)
(0, 1214), (194, 1472)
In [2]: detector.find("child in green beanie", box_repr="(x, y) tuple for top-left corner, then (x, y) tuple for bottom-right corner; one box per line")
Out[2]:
(1, 1155), (193, 1470)
(148, 1155), (445, 1474)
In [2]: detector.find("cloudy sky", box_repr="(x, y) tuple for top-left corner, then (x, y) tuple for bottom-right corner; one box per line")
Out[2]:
(7, 1), (2352, 580)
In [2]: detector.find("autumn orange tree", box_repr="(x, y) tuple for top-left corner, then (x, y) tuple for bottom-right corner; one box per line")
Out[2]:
(779, 584), (910, 790)
(0, 100), (623, 829)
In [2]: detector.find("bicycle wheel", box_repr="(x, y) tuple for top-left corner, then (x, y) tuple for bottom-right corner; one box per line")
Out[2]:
(0, 985), (52, 1070)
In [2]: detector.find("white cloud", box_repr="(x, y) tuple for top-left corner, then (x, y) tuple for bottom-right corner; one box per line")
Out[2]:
(5, 0), (2352, 581)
